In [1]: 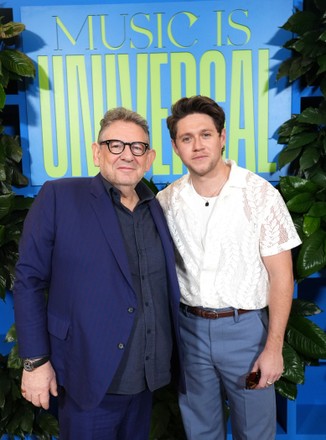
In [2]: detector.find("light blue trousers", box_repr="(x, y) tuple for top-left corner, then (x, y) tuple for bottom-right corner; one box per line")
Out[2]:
(179, 307), (276, 440)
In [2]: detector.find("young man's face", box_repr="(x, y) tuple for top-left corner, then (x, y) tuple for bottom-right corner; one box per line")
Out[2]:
(92, 120), (155, 190)
(172, 113), (226, 178)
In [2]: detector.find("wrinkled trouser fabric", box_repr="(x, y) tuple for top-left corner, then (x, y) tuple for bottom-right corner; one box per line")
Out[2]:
(179, 307), (276, 440)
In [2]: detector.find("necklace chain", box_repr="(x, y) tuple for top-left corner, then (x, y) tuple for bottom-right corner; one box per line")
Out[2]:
(192, 174), (229, 207)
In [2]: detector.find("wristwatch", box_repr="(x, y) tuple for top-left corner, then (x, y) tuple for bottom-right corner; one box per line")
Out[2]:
(23, 356), (50, 372)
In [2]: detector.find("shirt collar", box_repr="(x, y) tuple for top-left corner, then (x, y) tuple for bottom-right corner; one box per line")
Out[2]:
(100, 175), (155, 204)
(225, 159), (247, 188)
(181, 159), (247, 197)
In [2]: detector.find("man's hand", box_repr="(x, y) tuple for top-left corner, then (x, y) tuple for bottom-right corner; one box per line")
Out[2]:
(21, 361), (58, 409)
(252, 348), (283, 389)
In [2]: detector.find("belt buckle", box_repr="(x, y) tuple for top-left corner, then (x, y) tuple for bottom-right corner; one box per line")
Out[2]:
(206, 310), (219, 319)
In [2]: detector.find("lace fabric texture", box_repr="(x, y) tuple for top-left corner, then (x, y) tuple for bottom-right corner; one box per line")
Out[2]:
(157, 161), (302, 309)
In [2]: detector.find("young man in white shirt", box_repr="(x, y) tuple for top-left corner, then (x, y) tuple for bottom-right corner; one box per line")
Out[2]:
(157, 95), (301, 440)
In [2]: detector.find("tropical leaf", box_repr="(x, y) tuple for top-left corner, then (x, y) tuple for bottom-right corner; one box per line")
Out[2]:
(277, 146), (302, 169)
(0, 193), (14, 220)
(307, 202), (326, 217)
(286, 315), (326, 359)
(0, 49), (35, 78)
(36, 412), (60, 437)
(287, 132), (318, 149)
(279, 176), (319, 200)
(274, 378), (297, 400)
(299, 146), (321, 170)
(143, 177), (159, 195)
(290, 299), (322, 317)
(280, 11), (320, 35)
(282, 341), (305, 384)
(7, 344), (22, 370)
(296, 230), (326, 278)
(297, 106), (326, 124)
(303, 215), (320, 236)
(286, 193), (313, 213)
(0, 22), (25, 39)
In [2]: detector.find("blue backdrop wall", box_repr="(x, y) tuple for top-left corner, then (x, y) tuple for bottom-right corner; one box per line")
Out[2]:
(0, 0), (325, 439)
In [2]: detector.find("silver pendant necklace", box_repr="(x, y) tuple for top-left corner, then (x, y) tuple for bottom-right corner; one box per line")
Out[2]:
(199, 174), (229, 207)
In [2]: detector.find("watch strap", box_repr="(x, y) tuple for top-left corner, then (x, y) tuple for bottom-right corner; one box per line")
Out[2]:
(23, 356), (50, 371)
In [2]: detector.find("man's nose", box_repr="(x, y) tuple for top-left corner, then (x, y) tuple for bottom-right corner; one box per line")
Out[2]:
(192, 137), (203, 151)
(120, 143), (134, 159)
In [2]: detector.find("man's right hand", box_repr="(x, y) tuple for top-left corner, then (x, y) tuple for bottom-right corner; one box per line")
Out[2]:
(21, 361), (58, 409)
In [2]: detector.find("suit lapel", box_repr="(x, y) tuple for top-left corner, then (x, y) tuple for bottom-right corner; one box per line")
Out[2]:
(89, 174), (134, 290)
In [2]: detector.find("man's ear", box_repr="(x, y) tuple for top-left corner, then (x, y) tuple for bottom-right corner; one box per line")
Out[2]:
(92, 142), (100, 167)
(220, 128), (226, 148)
(145, 148), (156, 172)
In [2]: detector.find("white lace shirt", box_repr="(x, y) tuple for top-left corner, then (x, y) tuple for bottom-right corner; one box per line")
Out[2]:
(157, 160), (302, 309)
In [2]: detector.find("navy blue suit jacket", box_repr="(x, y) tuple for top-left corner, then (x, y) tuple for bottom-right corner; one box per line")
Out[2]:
(14, 174), (184, 410)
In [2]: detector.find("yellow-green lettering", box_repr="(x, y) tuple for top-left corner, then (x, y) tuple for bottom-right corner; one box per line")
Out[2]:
(229, 50), (255, 170)
(66, 55), (97, 176)
(258, 49), (275, 172)
(227, 10), (251, 46)
(150, 53), (169, 175)
(39, 55), (68, 177)
(101, 14), (126, 50)
(105, 55), (118, 109)
(215, 11), (223, 46)
(130, 14), (153, 49)
(117, 54), (132, 108)
(136, 54), (149, 118)
(54, 15), (95, 50)
(170, 52), (197, 174)
(91, 55), (104, 140)
(167, 12), (198, 48)
(199, 50), (226, 103)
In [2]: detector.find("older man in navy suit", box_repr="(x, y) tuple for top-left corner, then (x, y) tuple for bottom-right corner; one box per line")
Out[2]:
(13, 107), (184, 439)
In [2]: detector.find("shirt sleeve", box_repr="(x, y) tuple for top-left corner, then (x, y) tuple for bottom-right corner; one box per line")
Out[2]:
(259, 189), (302, 257)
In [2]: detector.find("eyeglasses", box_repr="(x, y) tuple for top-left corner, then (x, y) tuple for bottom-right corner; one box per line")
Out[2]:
(99, 139), (149, 156)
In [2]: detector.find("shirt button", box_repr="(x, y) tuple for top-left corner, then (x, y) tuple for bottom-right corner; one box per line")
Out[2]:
(127, 307), (134, 313)
(117, 343), (125, 350)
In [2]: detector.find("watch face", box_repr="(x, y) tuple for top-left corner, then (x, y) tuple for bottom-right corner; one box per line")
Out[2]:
(23, 360), (34, 372)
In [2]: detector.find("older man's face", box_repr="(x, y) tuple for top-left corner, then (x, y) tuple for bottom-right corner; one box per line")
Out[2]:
(92, 120), (155, 191)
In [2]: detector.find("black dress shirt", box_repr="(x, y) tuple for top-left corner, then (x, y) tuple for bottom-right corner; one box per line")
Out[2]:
(102, 177), (173, 394)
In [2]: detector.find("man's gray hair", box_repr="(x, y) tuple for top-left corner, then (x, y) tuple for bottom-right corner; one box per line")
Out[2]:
(98, 107), (150, 142)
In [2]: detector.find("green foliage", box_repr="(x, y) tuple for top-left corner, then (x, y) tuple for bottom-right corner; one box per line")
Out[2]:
(276, 3), (326, 401)
(0, 351), (59, 439)
(277, 1), (326, 87)
(279, 176), (326, 279)
(275, 299), (326, 400)
(0, 164), (33, 299)
(0, 18), (35, 109)
(0, 14), (58, 440)
(0, 17), (35, 301)
(142, 177), (159, 195)
(277, 0), (326, 281)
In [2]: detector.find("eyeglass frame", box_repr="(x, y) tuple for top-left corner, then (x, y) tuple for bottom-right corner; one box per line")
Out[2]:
(99, 139), (150, 156)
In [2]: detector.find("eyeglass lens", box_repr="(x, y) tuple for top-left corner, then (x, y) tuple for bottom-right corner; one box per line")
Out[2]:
(101, 139), (148, 156)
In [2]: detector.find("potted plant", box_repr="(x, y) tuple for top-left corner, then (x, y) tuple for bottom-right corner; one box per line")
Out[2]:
(0, 15), (59, 439)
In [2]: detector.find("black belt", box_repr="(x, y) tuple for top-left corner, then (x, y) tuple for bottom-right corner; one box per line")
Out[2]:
(180, 303), (252, 319)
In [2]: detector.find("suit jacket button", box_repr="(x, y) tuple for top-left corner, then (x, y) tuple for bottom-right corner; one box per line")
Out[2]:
(127, 307), (134, 313)
(118, 343), (125, 350)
